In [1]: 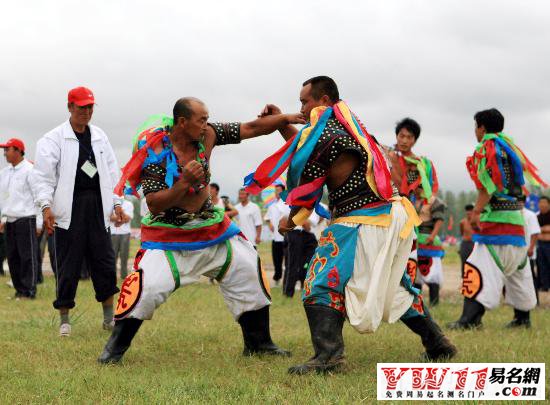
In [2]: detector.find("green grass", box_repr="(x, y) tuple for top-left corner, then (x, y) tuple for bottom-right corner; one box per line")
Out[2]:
(0, 243), (549, 404)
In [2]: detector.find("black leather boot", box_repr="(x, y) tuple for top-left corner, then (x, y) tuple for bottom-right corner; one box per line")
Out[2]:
(427, 283), (440, 306)
(238, 305), (291, 357)
(288, 305), (346, 375)
(447, 298), (485, 330)
(97, 318), (143, 364)
(505, 309), (531, 328)
(403, 314), (457, 361)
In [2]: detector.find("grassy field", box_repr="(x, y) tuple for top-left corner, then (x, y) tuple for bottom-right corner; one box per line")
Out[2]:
(0, 242), (549, 404)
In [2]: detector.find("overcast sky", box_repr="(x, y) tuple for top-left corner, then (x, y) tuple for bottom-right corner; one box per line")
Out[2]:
(1, 0), (549, 198)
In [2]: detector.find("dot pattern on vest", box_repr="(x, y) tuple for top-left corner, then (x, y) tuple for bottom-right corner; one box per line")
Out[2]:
(209, 122), (241, 145)
(141, 163), (214, 225)
(300, 117), (385, 217)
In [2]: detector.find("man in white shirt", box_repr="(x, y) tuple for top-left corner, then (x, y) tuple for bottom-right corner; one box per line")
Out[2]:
(235, 189), (262, 247)
(265, 184), (290, 285)
(518, 195), (542, 314)
(110, 196), (134, 279)
(209, 183), (238, 218)
(0, 138), (42, 299)
(31, 87), (124, 337)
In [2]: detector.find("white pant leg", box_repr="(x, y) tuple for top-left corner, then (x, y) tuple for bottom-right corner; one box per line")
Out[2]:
(463, 243), (503, 310)
(417, 256), (443, 285)
(115, 243), (227, 320)
(218, 235), (271, 320)
(345, 201), (415, 333)
(504, 259), (537, 311)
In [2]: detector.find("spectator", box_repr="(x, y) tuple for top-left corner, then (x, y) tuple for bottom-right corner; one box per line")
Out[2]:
(110, 195), (134, 279)
(235, 188), (262, 247)
(31, 86), (123, 337)
(0, 216), (6, 276)
(264, 183), (290, 286)
(220, 195), (238, 218)
(459, 204), (476, 276)
(519, 195), (540, 303)
(209, 183), (225, 210)
(536, 196), (550, 292)
(210, 183), (238, 217)
(0, 138), (42, 299)
(283, 212), (319, 298)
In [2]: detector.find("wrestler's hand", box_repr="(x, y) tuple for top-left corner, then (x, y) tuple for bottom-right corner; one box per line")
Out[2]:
(285, 113), (307, 125)
(278, 216), (295, 235)
(113, 205), (125, 227)
(470, 211), (481, 230)
(43, 207), (56, 235)
(528, 247), (535, 258)
(0, 222), (4, 234)
(426, 235), (435, 245)
(181, 160), (205, 185)
(258, 104), (282, 117)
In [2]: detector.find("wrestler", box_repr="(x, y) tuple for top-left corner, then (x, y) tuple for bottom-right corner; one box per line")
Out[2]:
(248, 76), (456, 374)
(411, 181), (446, 306)
(386, 118), (444, 305)
(98, 98), (304, 364)
(448, 108), (547, 330)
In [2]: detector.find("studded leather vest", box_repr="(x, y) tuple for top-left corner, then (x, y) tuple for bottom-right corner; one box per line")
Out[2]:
(140, 122), (241, 225)
(300, 117), (394, 217)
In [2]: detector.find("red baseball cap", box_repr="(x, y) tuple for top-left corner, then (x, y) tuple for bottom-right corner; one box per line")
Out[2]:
(0, 138), (25, 152)
(68, 86), (95, 106)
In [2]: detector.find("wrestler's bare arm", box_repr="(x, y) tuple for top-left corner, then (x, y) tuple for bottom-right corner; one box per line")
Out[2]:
(239, 113), (305, 141)
(427, 219), (444, 244)
(471, 188), (491, 228)
(259, 104), (299, 141)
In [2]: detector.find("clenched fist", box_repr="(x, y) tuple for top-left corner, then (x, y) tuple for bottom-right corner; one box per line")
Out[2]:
(181, 160), (205, 185)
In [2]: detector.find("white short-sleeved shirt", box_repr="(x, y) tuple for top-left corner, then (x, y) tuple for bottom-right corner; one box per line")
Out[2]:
(265, 199), (291, 242)
(111, 199), (135, 235)
(523, 208), (541, 258)
(0, 160), (42, 229)
(140, 198), (149, 217)
(235, 201), (263, 245)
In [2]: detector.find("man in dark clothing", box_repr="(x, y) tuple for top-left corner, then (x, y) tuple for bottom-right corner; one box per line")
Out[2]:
(537, 196), (550, 291)
(32, 87), (123, 336)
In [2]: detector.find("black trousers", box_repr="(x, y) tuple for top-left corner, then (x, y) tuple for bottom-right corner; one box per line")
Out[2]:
(6, 217), (39, 297)
(52, 191), (119, 309)
(283, 230), (317, 297)
(0, 231), (6, 275)
(536, 241), (550, 290)
(271, 241), (285, 281)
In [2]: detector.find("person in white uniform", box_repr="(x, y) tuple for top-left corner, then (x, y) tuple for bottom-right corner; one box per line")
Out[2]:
(0, 138), (42, 299)
(235, 189), (262, 247)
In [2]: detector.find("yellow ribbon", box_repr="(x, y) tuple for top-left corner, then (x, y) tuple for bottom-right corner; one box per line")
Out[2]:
(393, 196), (421, 239)
(292, 207), (314, 226)
(331, 197), (421, 240)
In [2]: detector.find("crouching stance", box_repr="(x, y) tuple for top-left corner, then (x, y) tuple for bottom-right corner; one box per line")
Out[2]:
(248, 77), (456, 374)
(98, 98), (303, 363)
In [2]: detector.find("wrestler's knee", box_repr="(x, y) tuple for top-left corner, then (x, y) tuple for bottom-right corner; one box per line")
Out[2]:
(114, 250), (176, 320)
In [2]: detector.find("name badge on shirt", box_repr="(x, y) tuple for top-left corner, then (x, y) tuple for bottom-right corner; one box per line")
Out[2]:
(81, 160), (98, 178)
